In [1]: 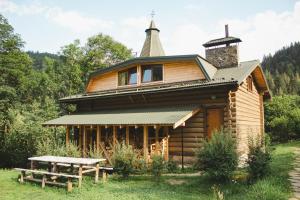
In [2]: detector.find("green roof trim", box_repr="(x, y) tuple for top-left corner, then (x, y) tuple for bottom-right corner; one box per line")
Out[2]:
(43, 106), (200, 127)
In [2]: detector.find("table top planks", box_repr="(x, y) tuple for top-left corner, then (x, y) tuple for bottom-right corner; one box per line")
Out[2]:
(28, 156), (106, 165)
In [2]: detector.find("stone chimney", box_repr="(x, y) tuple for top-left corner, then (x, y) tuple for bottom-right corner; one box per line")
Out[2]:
(203, 25), (242, 68)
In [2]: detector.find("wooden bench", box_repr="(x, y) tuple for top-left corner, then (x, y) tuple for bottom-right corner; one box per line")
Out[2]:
(15, 168), (80, 192)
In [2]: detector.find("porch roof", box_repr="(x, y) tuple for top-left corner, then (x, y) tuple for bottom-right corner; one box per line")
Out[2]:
(43, 106), (200, 129)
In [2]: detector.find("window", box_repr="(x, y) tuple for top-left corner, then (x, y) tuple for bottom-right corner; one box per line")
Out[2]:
(141, 64), (163, 83)
(118, 67), (137, 86)
(247, 76), (253, 92)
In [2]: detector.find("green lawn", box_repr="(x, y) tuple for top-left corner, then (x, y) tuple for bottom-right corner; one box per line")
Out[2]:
(0, 141), (299, 200)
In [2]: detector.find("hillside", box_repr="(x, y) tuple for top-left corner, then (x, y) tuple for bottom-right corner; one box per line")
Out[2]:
(262, 42), (300, 95)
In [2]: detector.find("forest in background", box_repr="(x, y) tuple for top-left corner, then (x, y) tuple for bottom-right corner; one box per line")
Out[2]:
(0, 13), (299, 168)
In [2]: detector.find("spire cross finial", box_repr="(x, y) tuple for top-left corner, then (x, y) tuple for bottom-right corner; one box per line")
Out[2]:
(150, 10), (155, 19)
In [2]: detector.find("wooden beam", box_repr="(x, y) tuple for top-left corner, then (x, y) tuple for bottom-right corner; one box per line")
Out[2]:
(96, 125), (101, 153)
(155, 126), (159, 155)
(113, 126), (117, 148)
(125, 126), (129, 145)
(163, 126), (169, 161)
(173, 108), (201, 129)
(83, 126), (86, 157)
(66, 126), (70, 147)
(143, 125), (149, 161)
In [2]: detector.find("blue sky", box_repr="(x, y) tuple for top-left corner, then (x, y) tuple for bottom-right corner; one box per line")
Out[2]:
(1, 0), (299, 60)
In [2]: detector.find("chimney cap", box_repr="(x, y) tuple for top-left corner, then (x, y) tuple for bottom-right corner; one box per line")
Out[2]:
(203, 36), (241, 48)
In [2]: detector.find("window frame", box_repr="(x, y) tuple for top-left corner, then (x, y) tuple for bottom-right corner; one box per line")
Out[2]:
(141, 64), (163, 83)
(118, 67), (137, 86)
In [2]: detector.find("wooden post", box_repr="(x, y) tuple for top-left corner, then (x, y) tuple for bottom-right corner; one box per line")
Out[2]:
(155, 126), (159, 155)
(163, 126), (169, 161)
(143, 125), (148, 161)
(125, 126), (129, 145)
(67, 177), (73, 192)
(41, 175), (46, 188)
(102, 171), (107, 183)
(79, 126), (82, 151)
(113, 126), (117, 148)
(96, 125), (101, 153)
(78, 164), (83, 188)
(20, 171), (25, 183)
(83, 126), (86, 157)
(66, 126), (70, 146)
(95, 163), (99, 183)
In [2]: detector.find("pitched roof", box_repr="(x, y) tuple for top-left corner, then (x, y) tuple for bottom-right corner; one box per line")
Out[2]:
(61, 59), (268, 103)
(43, 106), (200, 128)
(203, 36), (242, 48)
(140, 20), (165, 57)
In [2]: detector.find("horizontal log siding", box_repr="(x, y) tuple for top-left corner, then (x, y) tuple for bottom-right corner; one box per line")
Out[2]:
(235, 77), (263, 158)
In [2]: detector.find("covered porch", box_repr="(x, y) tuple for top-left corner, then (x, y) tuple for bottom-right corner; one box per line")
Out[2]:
(43, 106), (200, 164)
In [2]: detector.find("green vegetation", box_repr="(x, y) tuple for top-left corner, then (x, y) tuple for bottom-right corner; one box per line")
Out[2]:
(150, 155), (164, 181)
(262, 42), (300, 95)
(195, 129), (238, 181)
(0, 14), (132, 168)
(0, 141), (297, 200)
(264, 95), (300, 142)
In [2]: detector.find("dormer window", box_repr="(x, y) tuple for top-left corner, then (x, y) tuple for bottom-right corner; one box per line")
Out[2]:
(118, 67), (137, 86)
(141, 64), (163, 83)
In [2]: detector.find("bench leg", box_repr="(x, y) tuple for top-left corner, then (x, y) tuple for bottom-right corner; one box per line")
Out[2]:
(67, 178), (72, 192)
(78, 165), (82, 188)
(102, 171), (107, 183)
(42, 175), (46, 189)
(19, 171), (25, 183)
(95, 163), (99, 183)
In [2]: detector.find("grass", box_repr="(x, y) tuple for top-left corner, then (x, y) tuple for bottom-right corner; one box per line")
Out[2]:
(0, 141), (299, 200)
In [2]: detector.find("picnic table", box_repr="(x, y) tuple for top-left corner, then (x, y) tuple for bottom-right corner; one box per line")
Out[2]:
(28, 156), (106, 187)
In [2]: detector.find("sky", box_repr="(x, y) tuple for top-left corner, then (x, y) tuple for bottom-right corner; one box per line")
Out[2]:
(0, 0), (299, 61)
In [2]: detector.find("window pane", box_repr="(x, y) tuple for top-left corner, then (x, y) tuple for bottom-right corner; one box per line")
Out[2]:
(142, 67), (152, 82)
(118, 71), (128, 86)
(152, 66), (162, 81)
(128, 68), (137, 84)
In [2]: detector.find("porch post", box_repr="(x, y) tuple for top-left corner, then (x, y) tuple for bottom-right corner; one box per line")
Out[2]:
(163, 126), (169, 161)
(96, 125), (101, 153)
(79, 126), (82, 151)
(143, 125), (149, 161)
(125, 126), (129, 145)
(83, 126), (86, 157)
(155, 125), (159, 155)
(113, 126), (117, 148)
(66, 125), (70, 147)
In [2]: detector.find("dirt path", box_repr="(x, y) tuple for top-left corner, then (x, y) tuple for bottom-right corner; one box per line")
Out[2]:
(289, 148), (300, 200)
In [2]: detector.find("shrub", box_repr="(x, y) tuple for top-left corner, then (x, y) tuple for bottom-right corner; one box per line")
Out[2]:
(246, 137), (271, 181)
(150, 155), (164, 181)
(195, 128), (238, 181)
(166, 160), (178, 173)
(112, 142), (137, 178)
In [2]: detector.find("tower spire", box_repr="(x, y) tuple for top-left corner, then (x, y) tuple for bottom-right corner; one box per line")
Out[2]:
(140, 19), (165, 57)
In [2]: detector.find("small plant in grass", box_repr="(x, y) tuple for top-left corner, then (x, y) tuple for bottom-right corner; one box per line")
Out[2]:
(112, 142), (137, 178)
(150, 154), (165, 181)
(166, 160), (178, 173)
(212, 185), (225, 200)
(195, 128), (238, 181)
(246, 136), (271, 182)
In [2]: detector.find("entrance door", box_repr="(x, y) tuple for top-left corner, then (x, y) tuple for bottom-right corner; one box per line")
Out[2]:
(206, 108), (224, 139)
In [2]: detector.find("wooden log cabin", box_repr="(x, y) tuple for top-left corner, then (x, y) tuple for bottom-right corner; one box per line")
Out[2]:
(44, 21), (270, 165)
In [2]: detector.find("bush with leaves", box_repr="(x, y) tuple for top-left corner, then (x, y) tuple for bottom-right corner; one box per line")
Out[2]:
(246, 136), (271, 181)
(112, 142), (137, 178)
(166, 160), (178, 173)
(150, 155), (164, 181)
(195, 128), (238, 181)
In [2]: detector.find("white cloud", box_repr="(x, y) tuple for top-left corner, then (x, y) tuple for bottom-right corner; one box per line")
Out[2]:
(0, 0), (113, 33)
(167, 1), (300, 61)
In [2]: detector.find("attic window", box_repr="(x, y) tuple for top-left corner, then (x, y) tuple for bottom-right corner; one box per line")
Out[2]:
(118, 67), (137, 86)
(141, 64), (163, 83)
(247, 76), (253, 92)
